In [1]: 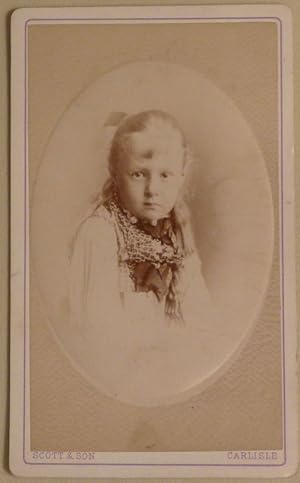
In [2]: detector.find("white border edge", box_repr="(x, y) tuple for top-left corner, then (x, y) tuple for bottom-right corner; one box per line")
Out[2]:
(9, 4), (297, 479)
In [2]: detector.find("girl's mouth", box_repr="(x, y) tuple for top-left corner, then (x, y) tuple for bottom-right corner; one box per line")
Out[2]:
(143, 202), (160, 208)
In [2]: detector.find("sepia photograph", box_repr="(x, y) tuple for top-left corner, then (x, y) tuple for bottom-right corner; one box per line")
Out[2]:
(9, 4), (297, 479)
(31, 60), (274, 408)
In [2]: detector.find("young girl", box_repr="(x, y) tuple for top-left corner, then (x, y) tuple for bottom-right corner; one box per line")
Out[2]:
(69, 110), (222, 405)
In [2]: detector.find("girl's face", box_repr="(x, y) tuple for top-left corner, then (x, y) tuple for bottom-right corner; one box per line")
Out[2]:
(115, 121), (186, 223)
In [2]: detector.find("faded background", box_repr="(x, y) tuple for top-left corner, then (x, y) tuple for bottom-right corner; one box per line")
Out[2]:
(1, 0), (300, 482)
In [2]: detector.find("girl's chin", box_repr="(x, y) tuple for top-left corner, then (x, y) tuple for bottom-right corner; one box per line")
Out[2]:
(131, 207), (171, 224)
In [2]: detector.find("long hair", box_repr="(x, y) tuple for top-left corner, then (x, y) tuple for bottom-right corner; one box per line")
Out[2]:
(97, 110), (195, 256)
(94, 110), (196, 320)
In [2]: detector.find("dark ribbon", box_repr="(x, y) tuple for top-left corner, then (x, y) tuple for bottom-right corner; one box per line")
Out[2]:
(131, 217), (177, 301)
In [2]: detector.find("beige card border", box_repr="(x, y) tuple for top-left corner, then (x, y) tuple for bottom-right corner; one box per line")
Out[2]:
(9, 4), (297, 478)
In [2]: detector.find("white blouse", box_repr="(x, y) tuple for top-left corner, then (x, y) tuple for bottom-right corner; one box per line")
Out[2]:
(68, 205), (225, 406)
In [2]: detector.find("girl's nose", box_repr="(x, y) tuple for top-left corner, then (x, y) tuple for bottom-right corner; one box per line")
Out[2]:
(145, 175), (159, 197)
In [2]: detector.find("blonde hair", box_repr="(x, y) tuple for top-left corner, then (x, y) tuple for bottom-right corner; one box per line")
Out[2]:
(99, 109), (195, 256)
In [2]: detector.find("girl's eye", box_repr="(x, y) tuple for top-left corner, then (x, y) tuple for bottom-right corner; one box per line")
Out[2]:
(161, 172), (169, 179)
(131, 171), (144, 179)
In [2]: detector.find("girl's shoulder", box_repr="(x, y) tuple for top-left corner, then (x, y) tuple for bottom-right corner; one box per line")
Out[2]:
(74, 204), (116, 247)
(92, 203), (114, 225)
